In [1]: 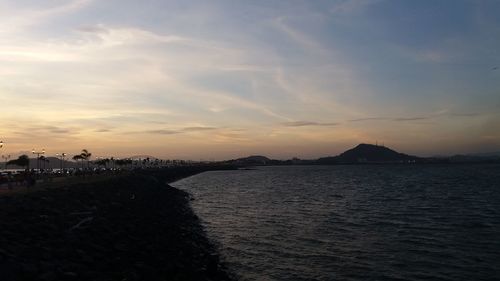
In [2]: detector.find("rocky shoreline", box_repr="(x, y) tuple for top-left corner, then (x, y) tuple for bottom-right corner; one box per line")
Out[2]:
(0, 169), (235, 280)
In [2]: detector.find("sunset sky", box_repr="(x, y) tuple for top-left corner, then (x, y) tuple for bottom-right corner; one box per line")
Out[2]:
(1, 0), (499, 160)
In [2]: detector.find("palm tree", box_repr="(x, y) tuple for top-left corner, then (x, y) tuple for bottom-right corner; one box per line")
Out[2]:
(80, 149), (92, 169)
(73, 154), (84, 168)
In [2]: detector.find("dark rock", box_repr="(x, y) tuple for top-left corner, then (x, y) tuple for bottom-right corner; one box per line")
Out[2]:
(0, 172), (235, 280)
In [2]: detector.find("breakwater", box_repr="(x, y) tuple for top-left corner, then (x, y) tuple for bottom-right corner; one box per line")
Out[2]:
(0, 168), (235, 281)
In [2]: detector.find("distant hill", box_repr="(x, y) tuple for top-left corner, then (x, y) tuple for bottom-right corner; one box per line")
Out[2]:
(467, 151), (500, 158)
(317, 144), (420, 164)
(227, 144), (422, 166)
(230, 155), (272, 165)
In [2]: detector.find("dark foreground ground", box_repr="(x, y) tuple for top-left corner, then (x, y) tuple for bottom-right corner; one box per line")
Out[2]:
(0, 168), (235, 281)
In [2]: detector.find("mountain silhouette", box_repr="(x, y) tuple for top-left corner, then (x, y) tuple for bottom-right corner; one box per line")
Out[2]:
(318, 143), (419, 164)
(231, 155), (271, 165)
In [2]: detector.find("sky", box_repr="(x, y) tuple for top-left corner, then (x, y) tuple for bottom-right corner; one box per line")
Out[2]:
(0, 0), (499, 160)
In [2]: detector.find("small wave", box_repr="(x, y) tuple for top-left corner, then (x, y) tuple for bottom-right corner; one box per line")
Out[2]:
(173, 164), (500, 281)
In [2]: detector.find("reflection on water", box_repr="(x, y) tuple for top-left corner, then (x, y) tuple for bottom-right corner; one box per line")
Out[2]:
(172, 165), (500, 281)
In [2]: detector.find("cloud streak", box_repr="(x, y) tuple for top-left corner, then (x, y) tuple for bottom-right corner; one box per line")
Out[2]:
(283, 121), (338, 127)
(330, 0), (381, 14)
(348, 112), (481, 123)
(392, 117), (430, 121)
(143, 130), (180, 135)
(182, 127), (217, 132)
(348, 117), (389, 122)
(0, 0), (93, 33)
(138, 126), (219, 135)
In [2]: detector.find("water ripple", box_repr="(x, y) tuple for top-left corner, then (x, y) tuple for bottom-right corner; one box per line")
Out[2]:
(173, 165), (500, 281)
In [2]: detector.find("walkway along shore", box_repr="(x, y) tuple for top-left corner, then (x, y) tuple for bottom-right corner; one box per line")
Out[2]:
(0, 166), (236, 281)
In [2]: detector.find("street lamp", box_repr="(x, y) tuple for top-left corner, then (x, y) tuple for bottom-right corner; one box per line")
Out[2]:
(56, 153), (67, 172)
(32, 148), (45, 171)
(0, 140), (6, 169)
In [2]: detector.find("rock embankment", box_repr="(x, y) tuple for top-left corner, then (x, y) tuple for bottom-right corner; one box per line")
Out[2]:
(0, 173), (234, 281)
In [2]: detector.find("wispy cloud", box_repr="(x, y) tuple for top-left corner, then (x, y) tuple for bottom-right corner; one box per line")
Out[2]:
(182, 127), (217, 132)
(450, 112), (480, 117)
(25, 125), (75, 135)
(94, 128), (113, 133)
(348, 117), (389, 122)
(283, 121), (338, 127)
(273, 17), (324, 53)
(0, 0), (93, 33)
(10, 125), (77, 141)
(349, 112), (480, 123)
(139, 126), (218, 135)
(75, 24), (190, 47)
(44, 126), (73, 134)
(397, 46), (454, 64)
(186, 87), (291, 121)
(330, 0), (381, 14)
(393, 117), (430, 121)
(349, 116), (433, 122)
(143, 129), (180, 135)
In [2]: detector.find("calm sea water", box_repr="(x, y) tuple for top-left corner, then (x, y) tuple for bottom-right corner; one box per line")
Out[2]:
(172, 165), (500, 281)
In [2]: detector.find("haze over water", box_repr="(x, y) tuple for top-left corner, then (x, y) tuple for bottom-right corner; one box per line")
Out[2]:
(173, 165), (500, 281)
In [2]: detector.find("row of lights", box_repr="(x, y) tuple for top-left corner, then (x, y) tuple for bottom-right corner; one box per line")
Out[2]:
(0, 140), (68, 170)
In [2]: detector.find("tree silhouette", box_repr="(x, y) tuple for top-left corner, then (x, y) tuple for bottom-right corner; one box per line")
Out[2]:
(39, 156), (49, 170)
(73, 154), (84, 168)
(80, 149), (92, 168)
(7, 155), (30, 169)
(115, 159), (132, 168)
(95, 158), (110, 169)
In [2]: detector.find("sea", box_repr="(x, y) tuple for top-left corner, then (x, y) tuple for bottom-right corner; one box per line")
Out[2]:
(171, 164), (500, 281)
